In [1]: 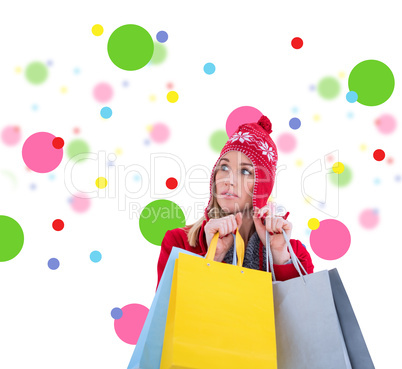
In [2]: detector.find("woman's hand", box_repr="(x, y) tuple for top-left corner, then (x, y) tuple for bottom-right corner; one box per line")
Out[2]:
(204, 213), (243, 262)
(253, 202), (291, 264)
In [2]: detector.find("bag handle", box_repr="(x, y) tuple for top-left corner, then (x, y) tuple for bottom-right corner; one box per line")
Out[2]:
(266, 229), (308, 283)
(205, 229), (245, 267)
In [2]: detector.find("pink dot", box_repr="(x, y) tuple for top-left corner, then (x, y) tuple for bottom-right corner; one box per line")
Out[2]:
(310, 219), (351, 260)
(150, 122), (170, 143)
(359, 209), (379, 229)
(226, 106), (263, 137)
(93, 82), (114, 103)
(276, 132), (297, 153)
(114, 303), (149, 345)
(375, 113), (397, 134)
(70, 193), (91, 213)
(22, 132), (63, 173)
(2, 125), (21, 146)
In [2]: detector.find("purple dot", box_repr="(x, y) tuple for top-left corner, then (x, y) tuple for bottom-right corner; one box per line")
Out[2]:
(111, 307), (123, 320)
(48, 258), (60, 270)
(156, 31), (168, 43)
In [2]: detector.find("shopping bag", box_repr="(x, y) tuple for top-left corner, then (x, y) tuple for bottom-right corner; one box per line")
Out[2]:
(127, 247), (203, 369)
(268, 230), (373, 369)
(328, 269), (375, 369)
(160, 229), (277, 369)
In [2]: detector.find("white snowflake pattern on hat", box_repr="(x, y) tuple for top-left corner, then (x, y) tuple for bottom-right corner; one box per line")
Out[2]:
(258, 141), (277, 162)
(229, 131), (253, 144)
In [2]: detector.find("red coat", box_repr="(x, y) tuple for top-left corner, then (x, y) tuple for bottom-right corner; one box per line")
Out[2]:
(156, 219), (314, 290)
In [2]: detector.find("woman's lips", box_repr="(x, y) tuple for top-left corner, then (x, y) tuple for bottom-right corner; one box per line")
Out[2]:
(220, 193), (239, 199)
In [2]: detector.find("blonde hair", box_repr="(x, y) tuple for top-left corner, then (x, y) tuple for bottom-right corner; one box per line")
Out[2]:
(185, 181), (256, 247)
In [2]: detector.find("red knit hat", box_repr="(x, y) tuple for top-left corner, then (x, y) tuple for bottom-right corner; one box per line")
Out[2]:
(204, 115), (278, 221)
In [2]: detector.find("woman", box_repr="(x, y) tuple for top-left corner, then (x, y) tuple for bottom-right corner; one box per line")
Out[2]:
(156, 115), (314, 289)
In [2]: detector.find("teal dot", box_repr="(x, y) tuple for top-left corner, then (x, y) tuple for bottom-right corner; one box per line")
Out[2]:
(101, 107), (112, 119)
(204, 62), (216, 75)
(346, 91), (358, 103)
(90, 251), (102, 263)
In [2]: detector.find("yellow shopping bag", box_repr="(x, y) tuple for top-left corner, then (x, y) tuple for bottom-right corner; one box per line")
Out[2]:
(160, 230), (277, 369)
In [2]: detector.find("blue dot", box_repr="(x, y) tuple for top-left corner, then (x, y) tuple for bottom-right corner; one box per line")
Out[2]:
(100, 107), (112, 119)
(144, 138), (150, 146)
(156, 31), (168, 43)
(32, 104), (39, 111)
(373, 177), (381, 185)
(133, 173), (142, 181)
(309, 84), (315, 91)
(289, 117), (301, 130)
(48, 173), (55, 181)
(203, 62), (216, 75)
(30, 183), (37, 190)
(347, 111), (354, 119)
(395, 174), (401, 182)
(122, 80), (129, 87)
(291, 106), (299, 114)
(90, 251), (102, 263)
(48, 258), (60, 270)
(73, 67), (81, 75)
(111, 307), (123, 320)
(346, 91), (358, 103)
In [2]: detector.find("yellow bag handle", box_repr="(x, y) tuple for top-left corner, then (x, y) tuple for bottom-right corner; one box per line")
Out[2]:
(205, 229), (245, 267)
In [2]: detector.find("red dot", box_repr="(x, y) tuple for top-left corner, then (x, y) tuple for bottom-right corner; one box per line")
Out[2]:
(166, 82), (174, 90)
(52, 137), (64, 149)
(386, 157), (394, 164)
(373, 149), (385, 161)
(73, 127), (80, 135)
(166, 177), (178, 190)
(291, 37), (303, 49)
(52, 219), (64, 231)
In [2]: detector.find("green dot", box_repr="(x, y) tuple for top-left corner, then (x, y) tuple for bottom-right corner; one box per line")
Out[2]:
(348, 59), (394, 106)
(149, 41), (167, 65)
(107, 24), (154, 71)
(25, 61), (48, 85)
(209, 130), (228, 153)
(317, 76), (341, 99)
(0, 215), (24, 262)
(66, 139), (91, 163)
(139, 200), (186, 246)
(329, 164), (353, 187)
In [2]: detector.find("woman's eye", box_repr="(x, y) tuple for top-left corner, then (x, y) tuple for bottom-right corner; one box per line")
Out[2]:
(220, 164), (229, 171)
(241, 168), (252, 175)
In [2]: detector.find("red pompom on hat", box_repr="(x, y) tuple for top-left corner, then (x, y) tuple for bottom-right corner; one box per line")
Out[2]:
(204, 114), (278, 221)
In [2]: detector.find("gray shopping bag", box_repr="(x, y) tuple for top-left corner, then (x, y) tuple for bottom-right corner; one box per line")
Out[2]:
(328, 269), (375, 369)
(266, 230), (356, 369)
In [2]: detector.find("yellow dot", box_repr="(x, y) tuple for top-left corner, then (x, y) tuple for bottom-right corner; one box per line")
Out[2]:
(115, 148), (123, 155)
(92, 24), (104, 36)
(15, 66), (22, 74)
(308, 218), (320, 230)
(360, 143), (367, 151)
(96, 177), (107, 189)
(332, 162), (345, 174)
(146, 124), (153, 132)
(295, 159), (303, 167)
(167, 91), (179, 103)
(60, 86), (68, 94)
(149, 94), (157, 102)
(338, 71), (345, 79)
(313, 114), (321, 122)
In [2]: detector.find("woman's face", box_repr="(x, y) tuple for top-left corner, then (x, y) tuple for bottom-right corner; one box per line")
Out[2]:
(214, 151), (254, 214)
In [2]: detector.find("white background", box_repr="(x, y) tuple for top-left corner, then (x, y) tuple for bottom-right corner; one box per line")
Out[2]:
(0, 0), (401, 368)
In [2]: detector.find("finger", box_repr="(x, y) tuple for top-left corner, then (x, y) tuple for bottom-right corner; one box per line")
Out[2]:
(274, 217), (284, 233)
(259, 205), (270, 218)
(265, 215), (274, 235)
(269, 201), (276, 218)
(230, 214), (237, 233)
